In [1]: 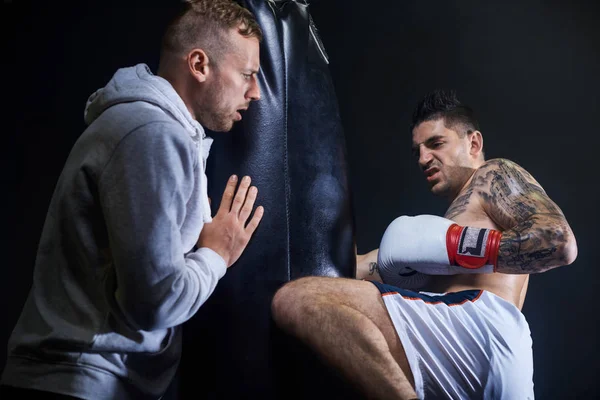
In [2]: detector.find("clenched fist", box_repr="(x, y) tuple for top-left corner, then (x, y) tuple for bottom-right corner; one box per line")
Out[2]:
(197, 175), (264, 268)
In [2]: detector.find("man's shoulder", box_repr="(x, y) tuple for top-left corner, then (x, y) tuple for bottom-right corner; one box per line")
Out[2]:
(477, 158), (521, 171)
(93, 103), (192, 147)
(104, 102), (184, 132)
(473, 158), (533, 180)
(472, 158), (541, 191)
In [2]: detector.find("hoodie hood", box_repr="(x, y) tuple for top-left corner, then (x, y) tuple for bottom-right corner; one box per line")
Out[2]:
(85, 64), (197, 135)
(85, 63), (212, 154)
(84, 63), (213, 223)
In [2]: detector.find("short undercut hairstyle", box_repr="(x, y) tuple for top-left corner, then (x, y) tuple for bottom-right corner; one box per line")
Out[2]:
(161, 0), (263, 64)
(410, 89), (480, 137)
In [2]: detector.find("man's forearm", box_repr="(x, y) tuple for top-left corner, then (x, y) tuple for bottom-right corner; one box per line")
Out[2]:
(355, 250), (383, 281)
(496, 213), (576, 274)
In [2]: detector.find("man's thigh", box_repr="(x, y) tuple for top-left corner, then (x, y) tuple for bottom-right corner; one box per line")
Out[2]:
(282, 277), (414, 382)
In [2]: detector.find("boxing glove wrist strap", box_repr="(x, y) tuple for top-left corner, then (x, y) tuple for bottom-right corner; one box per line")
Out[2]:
(446, 224), (502, 272)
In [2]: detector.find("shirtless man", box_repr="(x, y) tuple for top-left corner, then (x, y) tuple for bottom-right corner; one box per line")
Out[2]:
(270, 89), (578, 399)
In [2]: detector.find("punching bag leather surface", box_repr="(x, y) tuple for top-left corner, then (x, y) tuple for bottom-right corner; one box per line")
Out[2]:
(181, 1), (359, 398)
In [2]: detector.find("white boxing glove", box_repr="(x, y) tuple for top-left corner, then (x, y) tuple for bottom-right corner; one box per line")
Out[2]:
(376, 248), (432, 290)
(378, 214), (502, 278)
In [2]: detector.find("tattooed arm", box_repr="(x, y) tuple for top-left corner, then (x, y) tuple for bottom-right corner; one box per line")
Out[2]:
(355, 249), (383, 282)
(477, 159), (577, 274)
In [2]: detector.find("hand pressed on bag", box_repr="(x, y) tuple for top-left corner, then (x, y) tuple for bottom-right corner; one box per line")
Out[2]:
(198, 175), (264, 268)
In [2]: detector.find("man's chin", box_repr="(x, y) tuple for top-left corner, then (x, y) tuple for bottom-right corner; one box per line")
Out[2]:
(218, 123), (235, 133)
(204, 120), (234, 133)
(429, 182), (447, 196)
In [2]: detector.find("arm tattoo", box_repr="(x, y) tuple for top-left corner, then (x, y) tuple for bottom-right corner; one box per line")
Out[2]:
(497, 214), (565, 272)
(368, 262), (379, 276)
(477, 159), (572, 274)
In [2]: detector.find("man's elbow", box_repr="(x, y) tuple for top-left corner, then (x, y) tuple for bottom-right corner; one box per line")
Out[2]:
(117, 294), (184, 332)
(119, 302), (172, 332)
(560, 233), (578, 266)
(553, 223), (578, 268)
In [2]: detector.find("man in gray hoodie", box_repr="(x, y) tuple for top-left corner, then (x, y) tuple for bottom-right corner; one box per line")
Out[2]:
(1, 1), (263, 399)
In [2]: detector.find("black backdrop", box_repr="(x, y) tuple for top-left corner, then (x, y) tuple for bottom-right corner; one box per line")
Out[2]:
(3, 1), (599, 398)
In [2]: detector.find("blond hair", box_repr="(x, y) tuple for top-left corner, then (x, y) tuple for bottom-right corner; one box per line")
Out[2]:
(161, 0), (262, 63)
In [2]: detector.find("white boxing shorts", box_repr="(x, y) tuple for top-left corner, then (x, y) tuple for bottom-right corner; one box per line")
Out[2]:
(371, 282), (534, 399)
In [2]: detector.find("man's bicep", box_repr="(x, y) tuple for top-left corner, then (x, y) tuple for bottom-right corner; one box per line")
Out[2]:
(476, 159), (576, 274)
(477, 159), (564, 230)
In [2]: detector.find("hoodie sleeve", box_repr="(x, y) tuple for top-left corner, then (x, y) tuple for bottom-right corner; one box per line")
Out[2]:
(98, 121), (226, 332)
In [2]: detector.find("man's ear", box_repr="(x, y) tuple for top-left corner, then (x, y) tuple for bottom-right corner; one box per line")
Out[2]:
(469, 130), (484, 159)
(188, 48), (210, 83)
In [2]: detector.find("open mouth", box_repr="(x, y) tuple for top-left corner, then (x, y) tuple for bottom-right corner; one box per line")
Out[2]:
(235, 107), (249, 121)
(424, 167), (441, 182)
(424, 167), (439, 177)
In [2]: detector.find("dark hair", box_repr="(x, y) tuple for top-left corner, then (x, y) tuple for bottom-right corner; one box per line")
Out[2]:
(410, 89), (479, 136)
(161, 0), (262, 62)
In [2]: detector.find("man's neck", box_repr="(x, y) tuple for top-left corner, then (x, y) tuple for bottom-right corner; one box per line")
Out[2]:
(447, 163), (482, 203)
(158, 67), (197, 121)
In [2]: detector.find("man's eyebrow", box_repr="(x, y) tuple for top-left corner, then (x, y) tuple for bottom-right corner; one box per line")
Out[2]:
(412, 135), (445, 151)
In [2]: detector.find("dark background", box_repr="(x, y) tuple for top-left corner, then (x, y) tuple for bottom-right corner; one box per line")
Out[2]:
(3, 0), (598, 398)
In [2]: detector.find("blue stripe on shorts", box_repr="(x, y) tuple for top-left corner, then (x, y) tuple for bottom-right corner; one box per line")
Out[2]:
(370, 281), (483, 306)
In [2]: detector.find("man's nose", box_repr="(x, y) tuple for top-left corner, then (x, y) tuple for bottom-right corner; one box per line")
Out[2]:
(418, 147), (433, 168)
(247, 76), (261, 101)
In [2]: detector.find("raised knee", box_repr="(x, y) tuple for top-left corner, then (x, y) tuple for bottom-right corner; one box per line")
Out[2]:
(271, 277), (307, 320)
(271, 277), (321, 329)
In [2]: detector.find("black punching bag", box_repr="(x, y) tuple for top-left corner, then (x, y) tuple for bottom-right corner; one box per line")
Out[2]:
(180, 1), (359, 398)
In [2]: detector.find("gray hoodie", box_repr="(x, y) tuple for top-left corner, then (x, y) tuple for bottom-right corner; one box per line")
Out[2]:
(1, 64), (227, 399)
